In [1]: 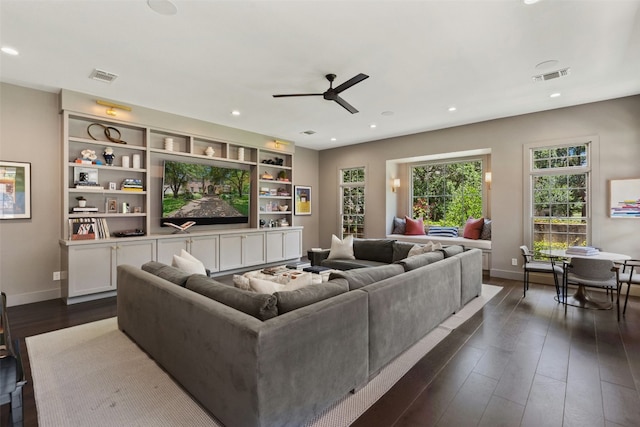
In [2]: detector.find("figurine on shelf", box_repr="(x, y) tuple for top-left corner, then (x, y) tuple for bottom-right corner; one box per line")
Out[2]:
(103, 147), (115, 165)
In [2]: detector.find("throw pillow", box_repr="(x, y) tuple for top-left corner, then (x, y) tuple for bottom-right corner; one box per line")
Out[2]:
(249, 275), (311, 294)
(274, 282), (348, 314)
(328, 264), (404, 290)
(407, 242), (433, 257)
(172, 254), (207, 275)
(180, 249), (205, 268)
(392, 216), (406, 234)
(427, 226), (459, 237)
(327, 234), (355, 260)
(141, 261), (191, 287)
(396, 251), (445, 271)
(404, 216), (426, 235)
(233, 274), (251, 290)
(462, 217), (485, 240)
(480, 219), (492, 240)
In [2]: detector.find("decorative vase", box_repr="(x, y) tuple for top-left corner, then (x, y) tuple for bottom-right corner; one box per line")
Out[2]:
(205, 147), (215, 157)
(164, 138), (174, 151)
(78, 200), (87, 208)
(122, 155), (130, 168)
(238, 147), (245, 161)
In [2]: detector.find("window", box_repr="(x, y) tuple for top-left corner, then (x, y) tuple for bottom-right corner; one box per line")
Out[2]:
(411, 159), (483, 227)
(340, 167), (365, 238)
(529, 143), (590, 256)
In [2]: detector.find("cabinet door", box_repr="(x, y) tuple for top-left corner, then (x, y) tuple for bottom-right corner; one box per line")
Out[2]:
(219, 234), (244, 270)
(243, 233), (266, 267)
(283, 229), (302, 260)
(115, 240), (156, 273)
(189, 235), (219, 273)
(67, 244), (114, 297)
(266, 231), (284, 263)
(156, 237), (190, 265)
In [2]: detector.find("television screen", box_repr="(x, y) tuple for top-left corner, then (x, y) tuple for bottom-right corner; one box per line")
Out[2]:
(161, 160), (251, 227)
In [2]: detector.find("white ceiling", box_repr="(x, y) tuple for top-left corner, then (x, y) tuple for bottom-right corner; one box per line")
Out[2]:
(1, 0), (639, 150)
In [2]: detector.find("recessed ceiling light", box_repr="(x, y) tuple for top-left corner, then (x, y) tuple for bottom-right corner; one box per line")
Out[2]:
(524, 0), (540, 4)
(147, 0), (177, 15)
(448, 106), (457, 112)
(231, 110), (240, 116)
(370, 124), (377, 129)
(1, 46), (19, 56)
(381, 111), (395, 116)
(330, 137), (337, 142)
(550, 92), (561, 98)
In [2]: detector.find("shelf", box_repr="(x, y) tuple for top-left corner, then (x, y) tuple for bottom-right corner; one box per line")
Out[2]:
(260, 211), (292, 215)
(69, 213), (147, 218)
(259, 163), (292, 170)
(69, 188), (147, 195)
(259, 195), (291, 199)
(68, 162), (146, 173)
(69, 136), (146, 151)
(259, 179), (292, 185)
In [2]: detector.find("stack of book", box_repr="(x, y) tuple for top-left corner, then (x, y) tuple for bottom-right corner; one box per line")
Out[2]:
(566, 246), (600, 256)
(121, 178), (143, 192)
(286, 260), (311, 270)
(68, 218), (110, 240)
(71, 206), (99, 213)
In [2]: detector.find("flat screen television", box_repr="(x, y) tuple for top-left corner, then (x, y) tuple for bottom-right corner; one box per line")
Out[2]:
(161, 159), (251, 227)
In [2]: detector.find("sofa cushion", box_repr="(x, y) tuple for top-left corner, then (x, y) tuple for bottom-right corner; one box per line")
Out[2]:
(427, 226), (459, 238)
(480, 219), (492, 240)
(404, 216), (426, 235)
(440, 245), (465, 257)
(321, 258), (387, 270)
(248, 275), (312, 294)
(353, 238), (396, 263)
(327, 234), (355, 260)
(392, 216), (406, 234)
(328, 264), (405, 290)
(392, 241), (416, 262)
(185, 275), (278, 321)
(274, 281), (349, 314)
(462, 217), (485, 240)
(141, 261), (191, 287)
(396, 251), (445, 271)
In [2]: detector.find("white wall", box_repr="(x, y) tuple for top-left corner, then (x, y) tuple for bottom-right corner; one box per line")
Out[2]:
(318, 95), (640, 280)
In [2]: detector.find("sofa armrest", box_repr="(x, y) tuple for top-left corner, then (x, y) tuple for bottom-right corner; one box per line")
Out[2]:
(308, 249), (331, 266)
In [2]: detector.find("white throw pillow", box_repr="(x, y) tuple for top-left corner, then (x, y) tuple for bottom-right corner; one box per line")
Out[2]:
(249, 275), (311, 294)
(180, 249), (204, 267)
(408, 241), (434, 257)
(327, 234), (355, 260)
(233, 274), (251, 290)
(172, 254), (207, 275)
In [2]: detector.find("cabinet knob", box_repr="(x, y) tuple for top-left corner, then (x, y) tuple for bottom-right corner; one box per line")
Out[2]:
(111, 246), (117, 250)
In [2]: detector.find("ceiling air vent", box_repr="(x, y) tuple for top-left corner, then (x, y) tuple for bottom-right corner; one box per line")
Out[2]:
(89, 68), (118, 83)
(301, 130), (316, 135)
(532, 68), (570, 82)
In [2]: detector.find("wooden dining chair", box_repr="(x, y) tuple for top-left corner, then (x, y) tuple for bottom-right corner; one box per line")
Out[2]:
(520, 245), (563, 298)
(617, 259), (640, 315)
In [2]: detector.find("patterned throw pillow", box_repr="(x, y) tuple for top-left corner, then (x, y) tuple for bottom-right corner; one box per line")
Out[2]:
(427, 226), (459, 238)
(392, 216), (406, 234)
(480, 219), (492, 240)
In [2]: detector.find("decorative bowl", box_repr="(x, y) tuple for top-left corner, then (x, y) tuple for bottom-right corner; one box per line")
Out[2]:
(278, 205), (288, 211)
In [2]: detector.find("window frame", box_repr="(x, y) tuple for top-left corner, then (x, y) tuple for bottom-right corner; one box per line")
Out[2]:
(339, 166), (366, 239)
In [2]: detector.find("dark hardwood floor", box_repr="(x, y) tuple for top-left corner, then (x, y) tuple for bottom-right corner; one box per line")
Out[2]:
(2, 276), (640, 427)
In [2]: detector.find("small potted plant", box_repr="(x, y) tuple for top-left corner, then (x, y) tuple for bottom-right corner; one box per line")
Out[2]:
(76, 196), (87, 208)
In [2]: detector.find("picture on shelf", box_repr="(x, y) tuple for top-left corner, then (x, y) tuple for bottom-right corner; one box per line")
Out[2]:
(73, 167), (99, 186)
(294, 185), (311, 215)
(106, 198), (118, 214)
(0, 160), (31, 220)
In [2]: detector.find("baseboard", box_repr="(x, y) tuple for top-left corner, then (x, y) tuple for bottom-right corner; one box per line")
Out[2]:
(6, 287), (61, 307)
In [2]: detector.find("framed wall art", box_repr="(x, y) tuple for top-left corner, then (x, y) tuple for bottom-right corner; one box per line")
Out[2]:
(0, 160), (31, 220)
(294, 185), (311, 215)
(610, 178), (640, 218)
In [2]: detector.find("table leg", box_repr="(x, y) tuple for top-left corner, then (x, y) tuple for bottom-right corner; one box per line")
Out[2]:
(558, 285), (612, 310)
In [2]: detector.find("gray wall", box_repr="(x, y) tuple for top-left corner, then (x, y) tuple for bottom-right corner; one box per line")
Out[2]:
(0, 83), (62, 304)
(292, 146), (320, 253)
(318, 95), (640, 280)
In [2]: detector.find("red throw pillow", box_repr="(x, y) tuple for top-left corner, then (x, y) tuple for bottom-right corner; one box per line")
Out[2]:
(404, 216), (426, 235)
(463, 217), (485, 240)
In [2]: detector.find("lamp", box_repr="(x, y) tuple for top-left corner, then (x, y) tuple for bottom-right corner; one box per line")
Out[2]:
(96, 100), (132, 117)
(273, 140), (289, 149)
(392, 178), (401, 192)
(485, 172), (492, 189)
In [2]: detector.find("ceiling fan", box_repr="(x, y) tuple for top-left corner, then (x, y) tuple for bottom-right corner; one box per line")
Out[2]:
(273, 73), (369, 114)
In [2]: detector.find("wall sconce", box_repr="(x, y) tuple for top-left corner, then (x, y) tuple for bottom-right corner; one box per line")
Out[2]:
(392, 178), (401, 192)
(485, 172), (492, 189)
(96, 100), (132, 117)
(273, 140), (289, 149)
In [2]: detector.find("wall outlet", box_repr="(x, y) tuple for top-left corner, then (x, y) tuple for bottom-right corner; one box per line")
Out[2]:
(511, 258), (518, 266)
(53, 271), (61, 281)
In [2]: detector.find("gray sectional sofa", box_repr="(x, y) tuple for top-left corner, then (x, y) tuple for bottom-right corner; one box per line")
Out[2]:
(117, 243), (482, 427)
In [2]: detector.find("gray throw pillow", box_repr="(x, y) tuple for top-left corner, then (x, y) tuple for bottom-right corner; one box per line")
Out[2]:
(186, 275), (278, 321)
(142, 261), (191, 287)
(392, 216), (406, 234)
(480, 219), (492, 240)
(328, 264), (404, 290)
(396, 251), (444, 271)
(353, 239), (396, 263)
(274, 282), (348, 314)
(440, 245), (465, 258)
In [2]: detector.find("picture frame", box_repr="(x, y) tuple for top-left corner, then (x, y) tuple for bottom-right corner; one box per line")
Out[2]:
(0, 160), (31, 220)
(106, 197), (118, 214)
(294, 185), (311, 215)
(108, 181), (117, 191)
(73, 167), (98, 185)
(609, 178), (640, 218)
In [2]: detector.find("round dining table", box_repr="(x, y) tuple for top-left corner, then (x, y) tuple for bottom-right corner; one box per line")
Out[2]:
(540, 249), (631, 309)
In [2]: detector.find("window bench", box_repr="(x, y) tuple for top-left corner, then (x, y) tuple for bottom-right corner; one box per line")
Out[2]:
(386, 234), (491, 270)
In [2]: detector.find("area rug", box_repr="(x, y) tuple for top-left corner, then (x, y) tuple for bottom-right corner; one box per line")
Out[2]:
(27, 284), (501, 427)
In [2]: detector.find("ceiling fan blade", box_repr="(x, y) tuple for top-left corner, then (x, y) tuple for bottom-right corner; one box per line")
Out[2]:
(334, 95), (359, 114)
(273, 93), (323, 98)
(334, 73), (369, 94)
